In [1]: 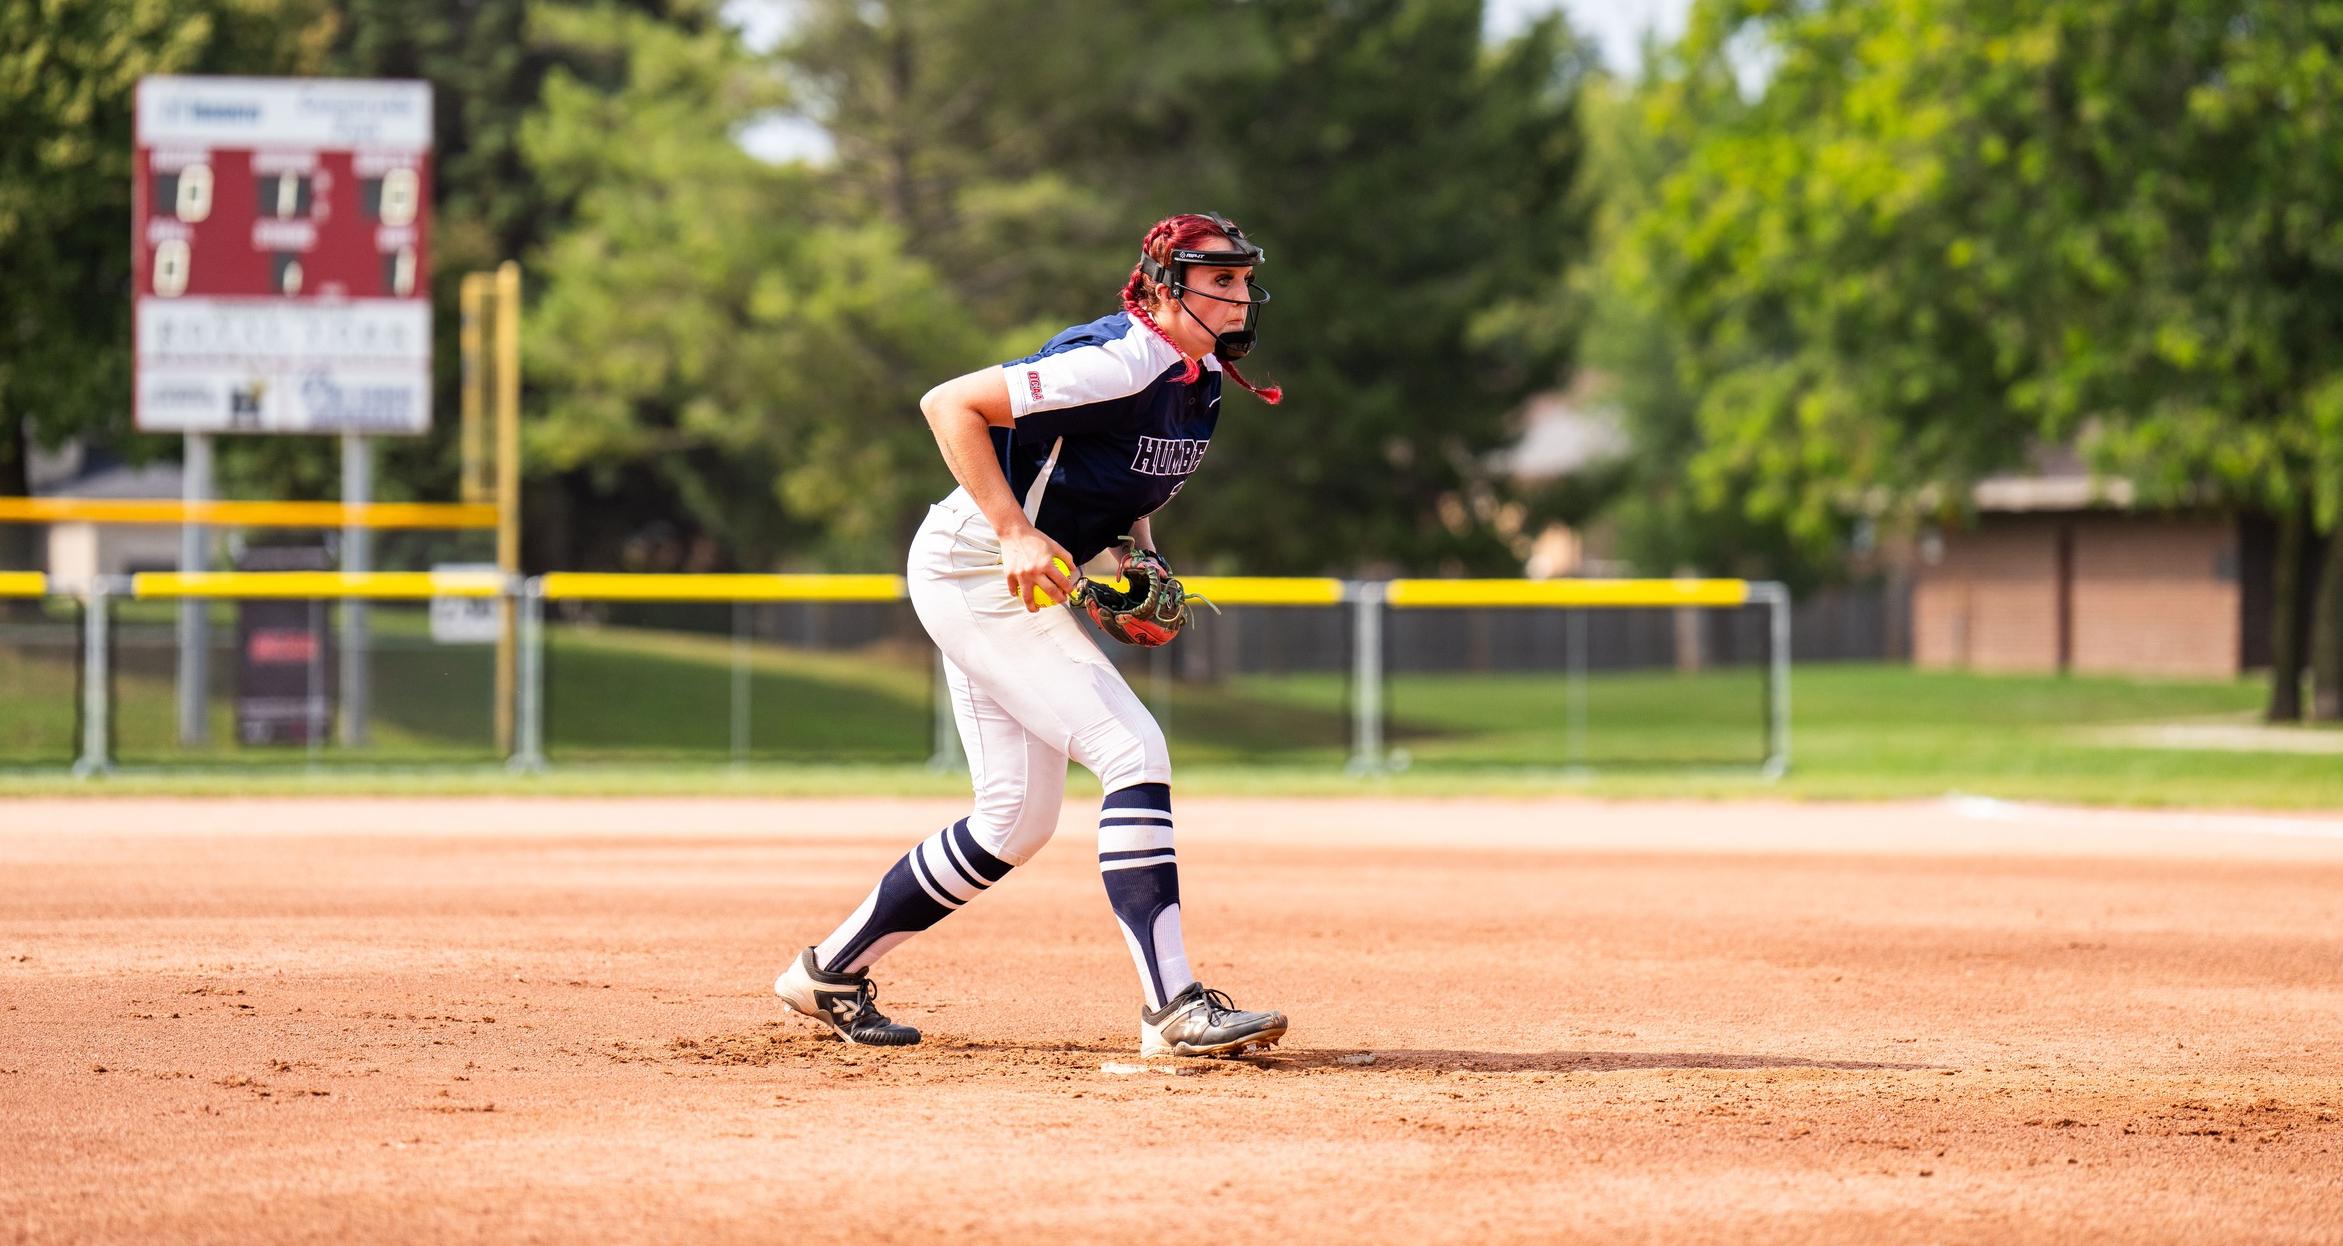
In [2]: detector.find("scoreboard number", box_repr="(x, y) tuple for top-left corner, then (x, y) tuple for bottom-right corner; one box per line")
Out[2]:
(173, 162), (213, 222)
(271, 254), (305, 296)
(385, 246), (417, 297)
(153, 238), (192, 297)
(377, 167), (419, 227)
(268, 170), (313, 218)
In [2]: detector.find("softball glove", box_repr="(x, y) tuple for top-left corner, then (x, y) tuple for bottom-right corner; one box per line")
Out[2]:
(1077, 539), (1202, 647)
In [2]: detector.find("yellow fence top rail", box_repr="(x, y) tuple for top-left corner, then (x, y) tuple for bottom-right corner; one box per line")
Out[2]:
(1385, 578), (1751, 608)
(538, 573), (907, 602)
(0, 497), (498, 530)
(99, 570), (1753, 607)
(1179, 576), (1346, 606)
(133, 571), (506, 600)
(0, 572), (44, 597)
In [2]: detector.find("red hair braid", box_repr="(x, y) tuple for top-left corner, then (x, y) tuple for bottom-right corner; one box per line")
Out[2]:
(1120, 213), (1284, 406)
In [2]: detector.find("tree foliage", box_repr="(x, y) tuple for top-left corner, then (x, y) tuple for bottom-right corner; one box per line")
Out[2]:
(1175, 0), (1595, 574)
(9, 0), (1594, 577)
(523, 3), (986, 569)
(210, 0), (719, 512)
(1575, 72), (1841, 589)
(0, 0), (333, 562)
(500, 0), (1596, 573)
(1596, 0), (2343, 708)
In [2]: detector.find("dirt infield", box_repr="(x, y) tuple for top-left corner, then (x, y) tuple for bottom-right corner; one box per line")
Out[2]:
(4, 795), (2340, 1244)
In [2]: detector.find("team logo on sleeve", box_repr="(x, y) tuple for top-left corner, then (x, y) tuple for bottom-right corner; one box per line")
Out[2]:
(1130, 436), (1210, 477)
(1027, 371), (1044, 402)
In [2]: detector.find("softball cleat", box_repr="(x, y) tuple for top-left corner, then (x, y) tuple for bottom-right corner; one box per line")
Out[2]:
(774, 947), (921, 1046)
(1139, 982), (1287, 1058)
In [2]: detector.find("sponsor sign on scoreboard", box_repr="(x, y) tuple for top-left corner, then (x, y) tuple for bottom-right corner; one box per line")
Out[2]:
(133, 76), (434, 434)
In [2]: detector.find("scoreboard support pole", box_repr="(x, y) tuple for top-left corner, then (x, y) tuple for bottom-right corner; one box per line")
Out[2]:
(176, 433), (213, 746)
(493, 261), (522, 757)
(339, 432), (372, 747)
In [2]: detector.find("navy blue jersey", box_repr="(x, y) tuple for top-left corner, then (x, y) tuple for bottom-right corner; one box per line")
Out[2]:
(968, 311), (1222, 566)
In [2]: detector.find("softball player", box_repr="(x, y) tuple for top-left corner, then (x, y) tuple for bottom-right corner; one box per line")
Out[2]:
(775, 213), (1289, 1057)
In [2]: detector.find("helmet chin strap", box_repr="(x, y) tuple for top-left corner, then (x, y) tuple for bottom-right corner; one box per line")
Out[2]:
(1137, 212), (1271, 362)
(1171, 287), (1261, 361)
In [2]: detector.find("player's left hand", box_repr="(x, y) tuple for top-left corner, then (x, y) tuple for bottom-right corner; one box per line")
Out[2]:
(1079, 537), (1204, 646)
(1116, 542), (1175, 589)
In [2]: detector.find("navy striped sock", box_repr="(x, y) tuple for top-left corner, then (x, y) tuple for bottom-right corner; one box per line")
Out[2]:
(815, 818), (1012, 975)
(1098, 782), (1193, 1010)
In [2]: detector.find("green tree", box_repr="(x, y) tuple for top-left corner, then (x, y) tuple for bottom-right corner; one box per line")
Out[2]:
(1174, 0), (1596, 574)
(775, 0), (1253, 346)
(2058, 4), (2343, 717)
(17, 0), (1600, 577)
(1614, 0), (2343, 716)
(777, 0), (1596, 574)
(0, 0), (651, 525)
(212, 0), (722, 527)
(1616, 0), (2055, 571)
(0, 0), (332, 574)
(522, 3), (989, 569)
(1575, 69), (1843, 589)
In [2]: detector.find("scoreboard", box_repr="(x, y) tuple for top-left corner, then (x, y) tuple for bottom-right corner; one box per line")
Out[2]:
(133, 77), (433, 435)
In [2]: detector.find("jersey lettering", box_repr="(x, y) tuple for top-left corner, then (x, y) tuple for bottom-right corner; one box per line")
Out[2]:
(983, 312), (1223, 565)
(1130, 436), (1210, 477)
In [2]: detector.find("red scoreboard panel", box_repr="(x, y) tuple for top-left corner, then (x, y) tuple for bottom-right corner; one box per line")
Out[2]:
(133, 77), (433, 434)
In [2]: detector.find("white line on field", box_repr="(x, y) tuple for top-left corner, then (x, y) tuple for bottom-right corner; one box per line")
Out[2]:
(1945, 794), (2343, 842)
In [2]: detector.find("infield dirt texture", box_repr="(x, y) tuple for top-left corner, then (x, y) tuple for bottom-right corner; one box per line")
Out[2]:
(5, 796), (2340, 1243)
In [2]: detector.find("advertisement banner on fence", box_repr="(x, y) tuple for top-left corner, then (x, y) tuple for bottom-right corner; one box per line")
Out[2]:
(430, 563), (501, 645)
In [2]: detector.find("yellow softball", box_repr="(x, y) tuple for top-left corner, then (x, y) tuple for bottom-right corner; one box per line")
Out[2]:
(1030, 557), (1074, 607)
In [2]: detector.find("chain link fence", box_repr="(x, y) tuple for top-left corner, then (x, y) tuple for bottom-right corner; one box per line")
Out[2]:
(17, 573), (1791, 776)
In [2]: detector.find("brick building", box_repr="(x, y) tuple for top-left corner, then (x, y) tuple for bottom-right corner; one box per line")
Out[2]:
(1912, 470), (2302, 678)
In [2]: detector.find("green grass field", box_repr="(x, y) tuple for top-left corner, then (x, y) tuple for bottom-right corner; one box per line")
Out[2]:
(3, 605), (2338, 809)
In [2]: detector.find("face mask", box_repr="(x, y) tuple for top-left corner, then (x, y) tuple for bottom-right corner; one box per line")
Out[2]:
(1137, 213), (1272, 360)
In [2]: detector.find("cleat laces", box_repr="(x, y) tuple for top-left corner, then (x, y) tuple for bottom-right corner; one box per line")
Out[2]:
(1200, 987), (1244, 1024)
(834, 981), (882, 1027)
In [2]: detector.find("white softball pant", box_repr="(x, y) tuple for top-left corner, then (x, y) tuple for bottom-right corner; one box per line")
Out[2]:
(907, 499), (1171, 865)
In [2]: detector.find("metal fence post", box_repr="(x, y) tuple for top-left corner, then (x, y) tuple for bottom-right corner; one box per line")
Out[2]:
(1149, 643), (1172, 738)
(730, 600), (751, 765)
(929, 652), (965, 773)
(510, 577), (547, 772)
(339, 431), (371, 747)
(1755, 581), (1792, 778)
(176, 434), (211, 746)
(1565, 606), (1589, 772)
(305, 598), (327, 766)
(1347, 581), (1385, 774)
(73, 581), (112, 777)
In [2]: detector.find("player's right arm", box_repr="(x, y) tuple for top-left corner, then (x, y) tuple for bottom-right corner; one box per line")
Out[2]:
(920, 367), (1076, 612)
